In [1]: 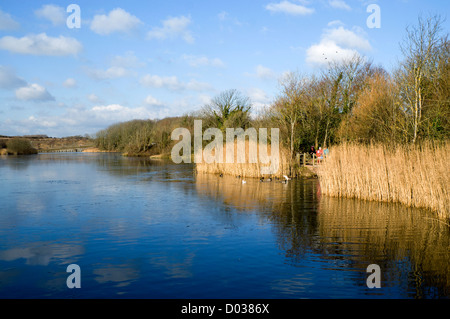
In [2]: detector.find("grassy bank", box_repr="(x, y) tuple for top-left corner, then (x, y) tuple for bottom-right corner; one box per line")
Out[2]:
(316, 142), (449, 220)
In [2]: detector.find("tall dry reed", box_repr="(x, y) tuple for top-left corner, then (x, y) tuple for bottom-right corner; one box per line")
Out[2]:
(316, 141), (450, 220)
(195, 139), (293, 178)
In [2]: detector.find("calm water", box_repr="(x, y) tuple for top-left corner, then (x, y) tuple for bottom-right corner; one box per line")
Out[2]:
(0, 153), (449, 299)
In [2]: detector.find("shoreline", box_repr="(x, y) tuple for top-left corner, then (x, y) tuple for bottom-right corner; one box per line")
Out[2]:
(82, 147), (114, 153)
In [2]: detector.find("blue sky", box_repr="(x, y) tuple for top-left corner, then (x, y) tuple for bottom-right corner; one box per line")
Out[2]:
(0, 0), (448, 137)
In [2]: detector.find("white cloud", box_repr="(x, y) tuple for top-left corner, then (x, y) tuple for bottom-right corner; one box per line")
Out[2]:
(85, 52), (143, 80)
(306, 40), (358, 66)
(147, 16), (194, 43)
(140, 74), (183, 90)
(0, 9), (20, 30)
(327, 19), (344, 27)
(217, 11), (243, 27)
(198, 94), (212, 105)
(247, 87), (272, 111)
(144, 95), (163, 106)
(15, 83), (54, 101)
(182, 54), (225, 67)
(86, 66), (131, 80)
(26, 115), (58, 128)
(90, 8), (142, 35)
(245, 65), (277, 80)
(87, 93), (101, 103)
(65, 103), (165, 128)
(35, 4), (66, 26)
(306, 26), (371, 66)
(30, 115), (62, 128)
(218, 11), (228, 21)
(2, 103), (174, 136)
(1, 66), (56, 102)
(63, 78), (77, 88)
(265, 1), (314, 16)
(185, 80), (213, 91)
(325, 26), (371, 50)
(35, 104), (155, 127)
(3, 94), (220, 135)
(0, 66), (27, 89)
(110, 51), (145, 68)
(140, 74), (212, 92)
(0, 33), (82, 56)
(328, 0), (351, 11)
(91, 104), (148, 121)
(256, 65), (276, 80)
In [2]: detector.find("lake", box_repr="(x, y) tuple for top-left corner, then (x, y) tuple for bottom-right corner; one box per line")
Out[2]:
(0, 153), (449, 299)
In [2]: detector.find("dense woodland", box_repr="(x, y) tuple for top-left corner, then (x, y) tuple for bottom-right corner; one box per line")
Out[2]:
(95, 16), (449, 158)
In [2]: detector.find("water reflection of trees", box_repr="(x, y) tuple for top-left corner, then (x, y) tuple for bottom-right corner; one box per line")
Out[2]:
(195, 173), (321, 259)
(92, 155), (195, 182)
(317, 197), (450, 296)
(23, 153), (195, 181)
(195, 173), (450, 297)
(0, 154), (35, 170)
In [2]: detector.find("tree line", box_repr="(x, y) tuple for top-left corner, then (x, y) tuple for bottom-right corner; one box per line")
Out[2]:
(95, 15), (449, 158)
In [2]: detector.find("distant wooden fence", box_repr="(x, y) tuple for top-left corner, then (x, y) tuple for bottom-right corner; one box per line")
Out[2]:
(296, 152), (328, 167)
(43, 148), (86, 153)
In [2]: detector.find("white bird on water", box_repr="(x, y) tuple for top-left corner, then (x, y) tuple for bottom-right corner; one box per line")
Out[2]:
(283, 175), (291, 181)
(242, 179), (246, 184)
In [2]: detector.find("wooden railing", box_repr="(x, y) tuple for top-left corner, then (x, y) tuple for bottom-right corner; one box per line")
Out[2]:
(295, 152), (328, 167)
(42, 148), (87, 153)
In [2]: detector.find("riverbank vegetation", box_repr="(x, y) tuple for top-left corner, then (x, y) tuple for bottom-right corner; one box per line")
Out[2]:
(97, 15), (448, 152)
(0, 135), (94, 154)
(317, 142), (449, 220)
(1, 138), (38, 155)
(94, 117), (194, 156)
(93, 15), (448, 219)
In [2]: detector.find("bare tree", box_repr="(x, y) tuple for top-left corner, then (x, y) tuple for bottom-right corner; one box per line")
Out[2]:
(270, 72), (311, 159)
(396, 15), (446, 143)
(201, 89), (252, 130)
(326, 54), (374, 114)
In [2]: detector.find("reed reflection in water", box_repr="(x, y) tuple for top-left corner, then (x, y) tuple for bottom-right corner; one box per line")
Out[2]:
(317, 197), (450, 297)
(195, 173), (450, 297)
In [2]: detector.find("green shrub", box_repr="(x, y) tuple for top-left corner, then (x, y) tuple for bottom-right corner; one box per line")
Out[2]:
(6, 138), (38, 155)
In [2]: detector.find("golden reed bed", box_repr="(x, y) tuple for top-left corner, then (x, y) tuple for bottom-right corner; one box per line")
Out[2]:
(194, 139), (294, 178)
(316, 142), (449, 220)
